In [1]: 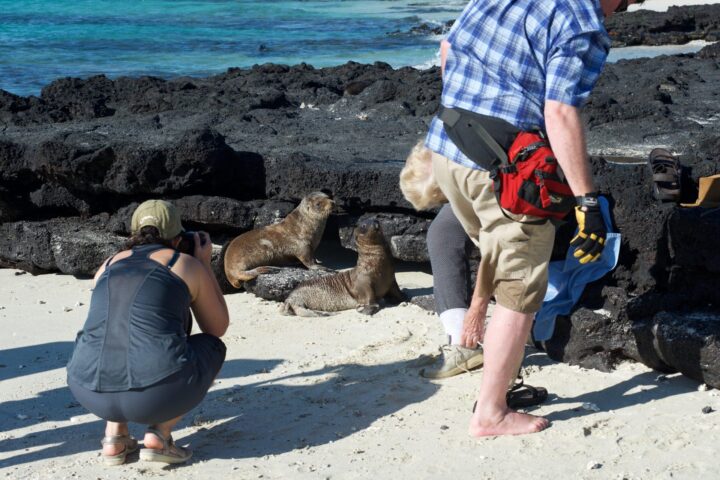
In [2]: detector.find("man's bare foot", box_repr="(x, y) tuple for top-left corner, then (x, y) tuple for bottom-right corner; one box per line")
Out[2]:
(469, 409), (549, 437)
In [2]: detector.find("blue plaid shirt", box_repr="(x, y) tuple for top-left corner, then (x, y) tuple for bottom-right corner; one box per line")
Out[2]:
(426, 0), (610, 170)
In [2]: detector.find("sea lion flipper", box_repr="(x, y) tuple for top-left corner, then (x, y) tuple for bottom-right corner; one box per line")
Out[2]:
(254, 266), (282, 275)
(308, 263), (332, 271)
(356, 303), (380, 315)
(229, 266), (280, 285)
(296, 250), (326, 271)
(282, 301), (335, 317)
(385, 279), (407, 304)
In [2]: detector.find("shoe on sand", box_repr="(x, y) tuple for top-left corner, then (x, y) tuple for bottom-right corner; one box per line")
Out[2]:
(420, 344), (484, 379)
(139, 428), (192, 464)
(100, 434), (138, 466)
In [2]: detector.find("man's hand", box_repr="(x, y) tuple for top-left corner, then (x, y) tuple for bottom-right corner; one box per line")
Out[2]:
(571, 205), (606, 263)
(460, 302), (487, 349)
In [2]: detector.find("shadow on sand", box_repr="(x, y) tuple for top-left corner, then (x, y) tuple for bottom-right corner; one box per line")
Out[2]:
(0, 342), (74, 382)
(2, 350), (699, 468)
(522, 351), (699, 423)
(180, 357), (439, 460)
(0, 357), (438, 467)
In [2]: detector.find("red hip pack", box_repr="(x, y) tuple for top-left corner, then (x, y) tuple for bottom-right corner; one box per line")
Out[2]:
(491, 131), (575, 221)
(439, 106), (574, 223)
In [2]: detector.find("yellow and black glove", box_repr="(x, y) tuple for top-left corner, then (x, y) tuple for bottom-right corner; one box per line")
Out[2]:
(570, 193), (606, 264)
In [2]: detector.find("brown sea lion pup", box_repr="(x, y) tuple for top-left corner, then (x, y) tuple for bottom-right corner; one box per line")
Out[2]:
(282, 219), (406, 316)
(224, 192), (335, 288)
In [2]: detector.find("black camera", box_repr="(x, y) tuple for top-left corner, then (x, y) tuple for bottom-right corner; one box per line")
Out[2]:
(176, 231), (207, 256)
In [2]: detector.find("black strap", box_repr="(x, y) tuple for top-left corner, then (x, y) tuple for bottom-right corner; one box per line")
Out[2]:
(167, 250), (181, 269)
(104, 255), (116, 268)
(439, 106), (510, 165)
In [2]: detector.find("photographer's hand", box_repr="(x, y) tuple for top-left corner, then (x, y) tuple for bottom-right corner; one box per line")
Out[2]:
(194, 232), (213, 267)
(187, 230), (229, 337)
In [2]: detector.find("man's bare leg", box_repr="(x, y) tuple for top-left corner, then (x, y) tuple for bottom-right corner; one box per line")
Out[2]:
(469, 303), (549, 437)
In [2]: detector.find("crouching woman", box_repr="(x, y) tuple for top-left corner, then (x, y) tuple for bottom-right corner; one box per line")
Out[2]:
(66, 200), (229, 465)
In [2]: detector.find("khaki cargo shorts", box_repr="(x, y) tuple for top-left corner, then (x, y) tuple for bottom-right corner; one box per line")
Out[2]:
(432, 153), (555, 313)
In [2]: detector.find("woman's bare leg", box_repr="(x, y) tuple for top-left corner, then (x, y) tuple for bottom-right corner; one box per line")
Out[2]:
(143, 415), (184, 448)
(103, 422), (130, 455)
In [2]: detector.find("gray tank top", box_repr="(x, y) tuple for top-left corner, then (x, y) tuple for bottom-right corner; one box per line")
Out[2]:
(67, 244), (193, 392)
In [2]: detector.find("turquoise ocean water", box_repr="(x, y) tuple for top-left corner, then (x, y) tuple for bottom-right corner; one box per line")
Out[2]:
(0, 1), (711, 97)
(0, 0), (465, 96)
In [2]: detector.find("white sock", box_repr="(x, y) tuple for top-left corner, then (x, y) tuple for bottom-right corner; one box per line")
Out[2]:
(439, 308), (466, 345)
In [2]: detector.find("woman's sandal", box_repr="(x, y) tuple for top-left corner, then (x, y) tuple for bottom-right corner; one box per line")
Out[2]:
(139, 428), (193, 464)
(100, 434), (139, 466)
(648, 148), (682, 202)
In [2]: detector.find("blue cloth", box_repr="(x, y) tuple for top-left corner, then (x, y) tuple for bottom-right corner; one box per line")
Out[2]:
(425, 0), (610, 170)
(533, 197), (621, 341)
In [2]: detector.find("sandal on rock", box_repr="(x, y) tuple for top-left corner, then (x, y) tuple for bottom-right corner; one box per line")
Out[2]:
(648, 148), (682, 202)
(139, 428), (192, 464)
(100, 434), (138, 466)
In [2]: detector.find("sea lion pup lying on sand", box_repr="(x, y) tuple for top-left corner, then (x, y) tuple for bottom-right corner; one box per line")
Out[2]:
(224, 192), (335, 288)
(282, 219), (405, 316)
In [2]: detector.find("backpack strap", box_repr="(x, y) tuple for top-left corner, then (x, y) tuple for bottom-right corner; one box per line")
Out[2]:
(439, 106), (510, 165)
(104, 254), (117, 268)
(166, 250), (181, 269)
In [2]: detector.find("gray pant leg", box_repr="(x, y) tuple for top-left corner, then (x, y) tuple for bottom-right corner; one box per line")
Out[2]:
(427, 204), (475, 314)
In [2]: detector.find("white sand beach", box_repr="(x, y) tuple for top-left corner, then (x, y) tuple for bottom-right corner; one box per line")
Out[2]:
(2, 267), (720, 479)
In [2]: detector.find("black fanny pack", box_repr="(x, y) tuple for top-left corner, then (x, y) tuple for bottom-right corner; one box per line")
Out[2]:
(438, 105), (520, 170)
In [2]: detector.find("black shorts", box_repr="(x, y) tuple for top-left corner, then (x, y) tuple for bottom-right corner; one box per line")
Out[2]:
(68, 334), (226, 425)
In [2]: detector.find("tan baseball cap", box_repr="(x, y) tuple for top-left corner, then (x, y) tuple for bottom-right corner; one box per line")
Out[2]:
(130, 199), (184, 240)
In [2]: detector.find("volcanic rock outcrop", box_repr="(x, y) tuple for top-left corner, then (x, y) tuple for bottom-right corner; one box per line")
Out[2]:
(400, 4), (720, 47)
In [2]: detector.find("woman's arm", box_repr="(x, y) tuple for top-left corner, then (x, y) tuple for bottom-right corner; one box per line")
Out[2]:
(184, 233), (230, 337)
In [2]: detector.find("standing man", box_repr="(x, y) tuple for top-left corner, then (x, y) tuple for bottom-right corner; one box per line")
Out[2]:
(425, 0), (617, 437)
